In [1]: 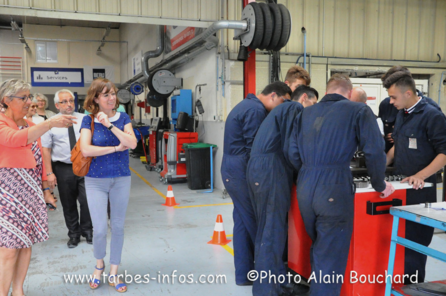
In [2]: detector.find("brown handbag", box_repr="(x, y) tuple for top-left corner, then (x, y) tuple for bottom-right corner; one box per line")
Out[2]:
(71, 115), (95, 177)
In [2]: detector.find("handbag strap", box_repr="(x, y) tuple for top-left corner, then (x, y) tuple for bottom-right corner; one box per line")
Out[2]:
(90, 114), (95, 134)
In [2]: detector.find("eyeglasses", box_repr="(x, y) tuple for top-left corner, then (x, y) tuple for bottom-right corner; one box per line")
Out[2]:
(30, 105), (38, 109)
(9, 94), (33, 102)
(58, 99), (75, 105)
(36, 99), (45, 103)
(276, 94), (287, 102)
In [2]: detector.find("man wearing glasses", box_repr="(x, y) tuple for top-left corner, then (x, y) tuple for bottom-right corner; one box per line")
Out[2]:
(41, 89), (93, 248)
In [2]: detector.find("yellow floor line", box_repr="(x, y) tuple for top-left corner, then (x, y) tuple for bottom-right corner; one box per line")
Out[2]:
(175, 202), (233, 209)
(132, 166), (236, 255)
(210, 235), (234, 256)
(221, 244), (234, 256)
(130, 166), (233, 209)
(129, 167), (167, 201)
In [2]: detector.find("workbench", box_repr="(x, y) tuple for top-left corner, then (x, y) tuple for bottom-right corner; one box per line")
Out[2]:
(385, 202), (446, 296)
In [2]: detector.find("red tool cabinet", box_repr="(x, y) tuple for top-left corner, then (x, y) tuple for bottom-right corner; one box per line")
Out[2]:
(288, 183), (414, 295)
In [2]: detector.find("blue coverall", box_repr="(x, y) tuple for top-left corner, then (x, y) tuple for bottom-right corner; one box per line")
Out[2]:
(221, 93), (268, 285)
(288, 94), (387, 296)
(379, 92), (440, 153)
(392, 98), (446, 283)
(247, 101), (304, 296)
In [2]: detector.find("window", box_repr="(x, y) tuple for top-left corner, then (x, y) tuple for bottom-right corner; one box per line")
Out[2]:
(35, 41), (57, 63)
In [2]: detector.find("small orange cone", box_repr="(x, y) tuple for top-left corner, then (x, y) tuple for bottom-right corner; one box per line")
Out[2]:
(162, 185), (179, 207)
(208, 214), (231, 245)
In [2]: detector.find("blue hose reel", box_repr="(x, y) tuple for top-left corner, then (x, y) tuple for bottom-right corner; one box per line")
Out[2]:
(130, 82), (144, 95)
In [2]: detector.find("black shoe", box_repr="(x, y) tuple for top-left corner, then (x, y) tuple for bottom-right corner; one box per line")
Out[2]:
(82, 232), (93, 244)
(67, 237), (80, 248)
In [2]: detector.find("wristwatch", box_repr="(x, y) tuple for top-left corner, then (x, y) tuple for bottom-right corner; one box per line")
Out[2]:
(46, 172), (54, 176)
(108, 124), (114, 130)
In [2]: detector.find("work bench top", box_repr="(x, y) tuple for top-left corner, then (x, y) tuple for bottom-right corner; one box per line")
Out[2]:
(391, 202), (446, 224)
(355, 181), (433, 193)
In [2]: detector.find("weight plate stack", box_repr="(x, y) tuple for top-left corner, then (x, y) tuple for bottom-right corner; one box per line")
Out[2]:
(258, 3), (273, 50)
(266, 3), (282, 51)
(274, 4), (292, 51)
(247, 2), (264, 50)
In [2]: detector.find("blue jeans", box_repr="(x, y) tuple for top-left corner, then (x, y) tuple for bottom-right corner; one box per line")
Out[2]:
(85, 176), (131, 265)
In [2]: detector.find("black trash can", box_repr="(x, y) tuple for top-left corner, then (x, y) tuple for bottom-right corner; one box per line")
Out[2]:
(183, 143), (217, 190)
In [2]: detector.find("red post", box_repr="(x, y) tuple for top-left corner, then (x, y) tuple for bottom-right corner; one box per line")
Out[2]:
(243, 0), (256, 98)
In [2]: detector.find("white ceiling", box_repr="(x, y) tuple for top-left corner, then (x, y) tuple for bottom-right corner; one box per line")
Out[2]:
(0, 14), (120, 30)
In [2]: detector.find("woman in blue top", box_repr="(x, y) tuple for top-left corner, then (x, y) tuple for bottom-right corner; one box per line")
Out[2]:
(80, 78), (137, 293)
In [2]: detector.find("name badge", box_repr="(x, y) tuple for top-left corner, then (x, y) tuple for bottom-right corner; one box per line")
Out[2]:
(409, 138), (417, 149)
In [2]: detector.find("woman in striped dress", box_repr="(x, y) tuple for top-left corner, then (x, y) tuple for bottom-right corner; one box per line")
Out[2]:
(0, 79), (76, 296)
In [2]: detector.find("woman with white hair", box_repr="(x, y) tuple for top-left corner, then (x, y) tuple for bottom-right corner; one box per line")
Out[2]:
(24, 98), (44, 124)
(0, 79), (75, 296)
(34, 93), (55, 120)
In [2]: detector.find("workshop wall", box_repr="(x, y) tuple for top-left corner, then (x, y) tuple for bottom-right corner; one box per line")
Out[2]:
(22, 24), (121, 111)
(226, 0), (446, 63)
(0, 30), (24, 82)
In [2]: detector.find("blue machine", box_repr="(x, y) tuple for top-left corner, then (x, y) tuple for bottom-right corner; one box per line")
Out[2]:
(171, 89), (193, 128)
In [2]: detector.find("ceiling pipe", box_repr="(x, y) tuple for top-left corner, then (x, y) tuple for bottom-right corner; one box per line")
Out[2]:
(439, 71), (446, 105)
(96, 25), (111, 54)
(120, 25), (164, 88)
(120, 20), (247, 89)
(149, 20), (246, 75)
(142, 25), (165, 79)
(11, 18), (31, 53)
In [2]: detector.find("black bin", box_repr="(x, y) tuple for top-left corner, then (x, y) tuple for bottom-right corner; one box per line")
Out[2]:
(183, 143), (217, 190)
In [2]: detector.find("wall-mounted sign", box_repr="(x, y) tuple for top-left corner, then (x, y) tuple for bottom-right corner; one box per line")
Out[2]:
(132, 50), (142, 76)
(93, 69), (105, 79)
(165, 26), (204, 53)
(31, 67), (84, 87)
(83, 66), (115, 84)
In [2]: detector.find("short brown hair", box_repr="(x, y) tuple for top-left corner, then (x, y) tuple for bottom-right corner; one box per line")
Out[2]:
(326, 74), (352, 93)
(382, 71), (416, 94)
(381, 66), (411, 82)
(284, 66), (311, 86)
(83, 78), (119, 115)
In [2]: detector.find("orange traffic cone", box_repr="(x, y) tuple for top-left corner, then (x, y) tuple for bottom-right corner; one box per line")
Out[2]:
(162, 185), (179, 207)
(208, 214), (231, 245)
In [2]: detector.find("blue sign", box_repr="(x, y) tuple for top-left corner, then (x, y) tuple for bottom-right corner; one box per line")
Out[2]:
(31, 67), (84, 87)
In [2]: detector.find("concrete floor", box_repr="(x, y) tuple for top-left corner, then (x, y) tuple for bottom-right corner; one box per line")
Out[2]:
(22, 157), (446, 295)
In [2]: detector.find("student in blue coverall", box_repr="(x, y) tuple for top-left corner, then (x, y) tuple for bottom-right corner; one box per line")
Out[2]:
(288, 74), (395, 296)
(247, 85), (319, 296)
(383, 69), (446, 284)
(379, 66), (441, 153)
(284, 66), (311, 94)
(221, 82), (292, 286)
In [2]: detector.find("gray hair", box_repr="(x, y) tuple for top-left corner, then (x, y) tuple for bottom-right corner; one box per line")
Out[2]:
(54, 89), (75, 105)
(34, 93), (49, 109)
(0, 79), (32, 109)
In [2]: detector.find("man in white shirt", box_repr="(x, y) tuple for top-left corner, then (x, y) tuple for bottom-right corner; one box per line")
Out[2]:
(350, 87), (385, 136)
(42, 89), (93, 248)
